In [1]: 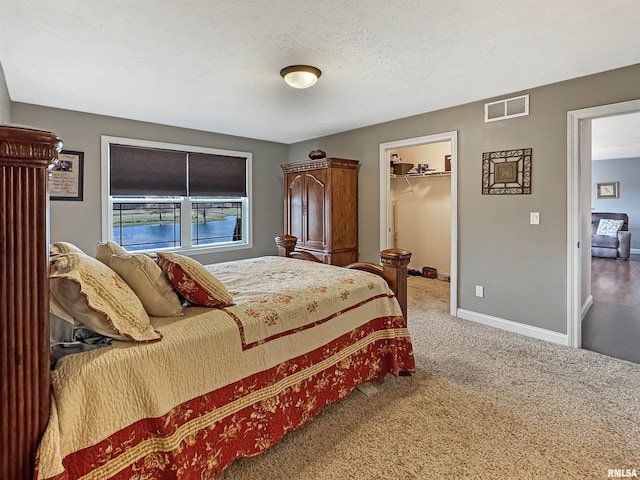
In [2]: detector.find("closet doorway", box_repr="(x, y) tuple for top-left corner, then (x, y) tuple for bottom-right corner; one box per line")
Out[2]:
(379, 132), (458, 316)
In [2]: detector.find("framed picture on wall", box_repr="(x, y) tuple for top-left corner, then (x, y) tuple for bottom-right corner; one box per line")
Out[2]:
(50, 150), (84, 201)
(595, 181), (619, 199)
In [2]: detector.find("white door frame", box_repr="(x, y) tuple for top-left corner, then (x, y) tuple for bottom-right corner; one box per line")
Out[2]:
(566, 99), (640, 348)
(379, 131), (458, 316)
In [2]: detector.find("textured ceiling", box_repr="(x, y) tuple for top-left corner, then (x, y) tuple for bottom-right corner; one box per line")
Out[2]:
(592, 112), (640, 161)
(1, 1), (640, 144)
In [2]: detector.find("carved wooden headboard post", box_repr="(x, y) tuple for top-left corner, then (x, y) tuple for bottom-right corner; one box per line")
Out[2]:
(379, 248), (412, 320)
(275, 234), (298, 257)
(275, 235), (324, 263)
(0, 126), (62, 479)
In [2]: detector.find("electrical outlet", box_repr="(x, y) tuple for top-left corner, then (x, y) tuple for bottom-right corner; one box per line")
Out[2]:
(475, 285), (484, 298)
(530, 212), (540, 225)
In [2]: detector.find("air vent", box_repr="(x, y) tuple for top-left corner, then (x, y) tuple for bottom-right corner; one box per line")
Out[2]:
(484, 94), (529, 122)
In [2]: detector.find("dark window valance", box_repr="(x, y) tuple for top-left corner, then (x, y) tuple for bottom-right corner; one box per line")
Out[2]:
(110, 145), (247, 197)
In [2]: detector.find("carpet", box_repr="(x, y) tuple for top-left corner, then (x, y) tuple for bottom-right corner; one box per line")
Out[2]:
(218, 276), (640, 479)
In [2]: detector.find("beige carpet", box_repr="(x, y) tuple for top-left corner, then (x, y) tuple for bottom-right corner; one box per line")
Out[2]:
(218, 276), (640, 479)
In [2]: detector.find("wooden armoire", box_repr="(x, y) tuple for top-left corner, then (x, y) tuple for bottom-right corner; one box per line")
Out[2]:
(281, 157), (358, 266)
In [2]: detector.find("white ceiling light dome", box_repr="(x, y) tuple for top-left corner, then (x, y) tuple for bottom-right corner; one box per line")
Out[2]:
(280, 65), (322, 89)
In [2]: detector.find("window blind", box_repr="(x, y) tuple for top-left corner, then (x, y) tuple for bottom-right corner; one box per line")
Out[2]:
(189, 153), (247, 197)
(110, 145), (187, 196)
(110, 146), (247, 197)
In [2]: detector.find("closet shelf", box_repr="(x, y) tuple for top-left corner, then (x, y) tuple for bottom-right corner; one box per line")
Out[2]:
(391, 170), (451, 194)
(390, 171), (451, 179)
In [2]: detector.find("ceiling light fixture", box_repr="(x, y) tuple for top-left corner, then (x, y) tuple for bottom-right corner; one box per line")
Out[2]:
(280, 65), (322, 89)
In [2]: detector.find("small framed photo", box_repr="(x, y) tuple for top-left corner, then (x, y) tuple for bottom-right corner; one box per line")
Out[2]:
(596, 181), (619, 199)
(50, 150), (84, 201)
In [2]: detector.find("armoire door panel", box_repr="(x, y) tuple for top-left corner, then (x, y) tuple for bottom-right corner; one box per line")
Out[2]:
(287, 174), (304, 242)
(304, 171), (327, 249)
(330, 170), (358, 249)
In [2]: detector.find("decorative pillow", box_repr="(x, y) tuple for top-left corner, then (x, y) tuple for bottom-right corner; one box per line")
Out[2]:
(156, 252), (234, 308)
(50, 241), (85, 256)
(596, 219), (624, 236)
(49, 252), (161, 343)
(110, 252), (183, 317)
(95, 241), (127, 266)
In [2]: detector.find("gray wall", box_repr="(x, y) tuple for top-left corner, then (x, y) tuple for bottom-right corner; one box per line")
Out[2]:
(11, 103), (287, 264)
(592, 157), (640, 250)
(9, 63), (640, 335)
(288, 63), (640, 334)
(0, 61), (10, 123)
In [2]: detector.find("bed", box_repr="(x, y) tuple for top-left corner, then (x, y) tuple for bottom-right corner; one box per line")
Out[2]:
(0, 125), (414, 479)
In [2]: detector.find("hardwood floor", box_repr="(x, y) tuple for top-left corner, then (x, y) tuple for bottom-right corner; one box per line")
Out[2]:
(582, 253), (640, 364)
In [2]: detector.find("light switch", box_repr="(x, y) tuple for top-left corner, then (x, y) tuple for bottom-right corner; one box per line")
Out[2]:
(530, 212), (540, 225)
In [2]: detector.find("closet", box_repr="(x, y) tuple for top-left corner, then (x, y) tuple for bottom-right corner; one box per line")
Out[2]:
(282, 158), (358, 266)
(390, 142), (451, 278)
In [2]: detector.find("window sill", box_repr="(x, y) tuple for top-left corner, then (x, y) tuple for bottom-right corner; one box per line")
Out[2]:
(126, 241), (252, 257)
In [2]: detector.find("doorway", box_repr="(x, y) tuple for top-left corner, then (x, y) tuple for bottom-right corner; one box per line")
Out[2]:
(567, 99), (640, 350)
(379, 131), (458, 316)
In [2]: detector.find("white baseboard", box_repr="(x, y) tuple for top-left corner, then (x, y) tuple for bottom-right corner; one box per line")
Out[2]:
(631, 248), (640, 255)
(456, 309), (569, 346)
(581, 295), (594, 319)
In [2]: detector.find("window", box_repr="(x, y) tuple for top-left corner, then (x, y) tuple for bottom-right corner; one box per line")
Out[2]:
(101, 136), (252, 254)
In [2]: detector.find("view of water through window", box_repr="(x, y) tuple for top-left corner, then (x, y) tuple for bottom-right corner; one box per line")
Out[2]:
(112, 202), (241, 250)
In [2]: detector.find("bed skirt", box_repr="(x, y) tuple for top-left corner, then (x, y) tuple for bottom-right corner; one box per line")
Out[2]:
(37, 315), (413, 479)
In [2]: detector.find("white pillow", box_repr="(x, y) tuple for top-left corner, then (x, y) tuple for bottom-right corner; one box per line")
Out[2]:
(50, 241), (85, 256)
(49, 252), (161, 342)
(95, 241), (127, 266)
(110, 252), (183, 317)
(49, 292), (81, 326)
(596, 219), (624, 236)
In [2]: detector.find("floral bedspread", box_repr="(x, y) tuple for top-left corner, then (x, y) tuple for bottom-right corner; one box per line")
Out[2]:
(36, 256), (414, 479)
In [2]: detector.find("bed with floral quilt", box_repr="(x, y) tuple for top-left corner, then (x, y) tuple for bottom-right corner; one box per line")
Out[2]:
(36, 242), (414, 479)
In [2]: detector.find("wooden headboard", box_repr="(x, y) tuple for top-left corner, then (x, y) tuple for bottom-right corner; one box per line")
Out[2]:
(0, 125), (62, 479)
